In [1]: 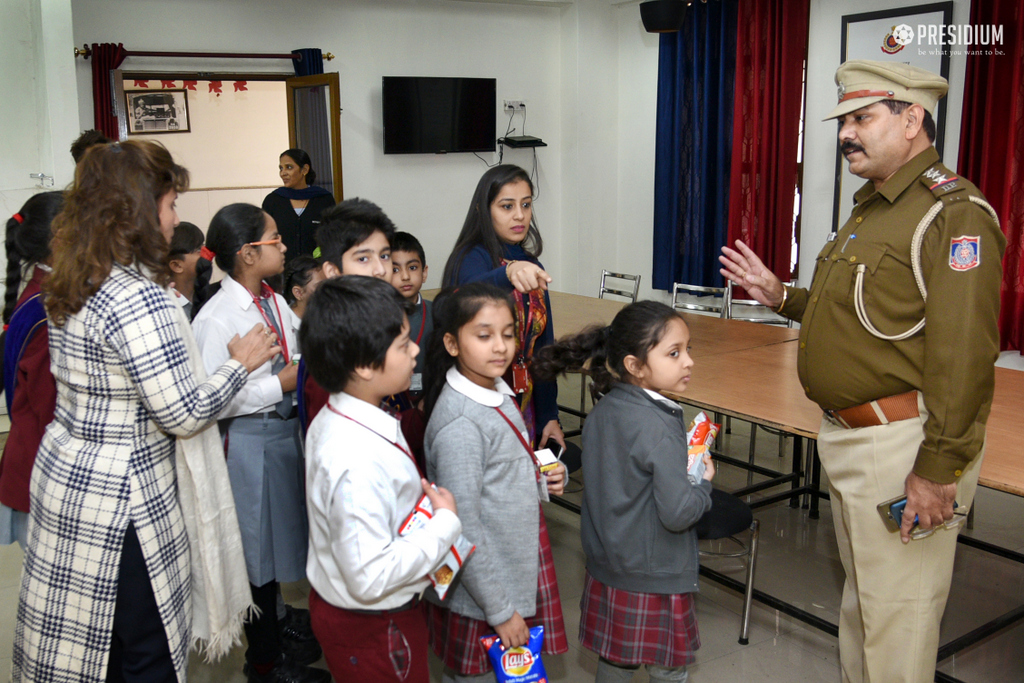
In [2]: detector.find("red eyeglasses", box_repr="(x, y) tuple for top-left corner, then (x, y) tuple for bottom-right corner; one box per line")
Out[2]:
(237, 237), (283, 253)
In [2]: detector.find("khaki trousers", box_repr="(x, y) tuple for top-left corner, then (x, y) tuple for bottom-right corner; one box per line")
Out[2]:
(817, 394), (983, 683)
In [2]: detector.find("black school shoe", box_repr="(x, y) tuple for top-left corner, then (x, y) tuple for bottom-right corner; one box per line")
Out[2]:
(244, 654), (331, 683)
(280, 635), (323, 667)
(280, 605), (314, 641)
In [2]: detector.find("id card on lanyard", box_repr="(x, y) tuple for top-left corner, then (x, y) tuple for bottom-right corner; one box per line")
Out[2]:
(510, 297), (533, 395)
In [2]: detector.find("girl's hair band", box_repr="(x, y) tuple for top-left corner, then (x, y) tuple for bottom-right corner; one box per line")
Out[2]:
(200, 246), (216, 261)
(12, 213), (24, 224)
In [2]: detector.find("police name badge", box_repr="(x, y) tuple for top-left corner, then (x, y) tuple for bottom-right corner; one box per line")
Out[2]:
(949, 236), (980, 271)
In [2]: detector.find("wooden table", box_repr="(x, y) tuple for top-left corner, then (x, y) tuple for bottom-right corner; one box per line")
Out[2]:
(489, 290), (1021, 496)
(980, 368), (1024, 496)
(670, 342), (821, 439)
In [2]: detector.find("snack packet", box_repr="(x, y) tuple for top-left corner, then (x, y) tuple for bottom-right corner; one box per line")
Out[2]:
(479, 625), (548, 683)
(397, 492), (475, 600)
(686, 411), (720, 484)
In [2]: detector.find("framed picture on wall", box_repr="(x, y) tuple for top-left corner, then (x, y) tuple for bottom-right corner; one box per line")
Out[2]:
(126, 89), (191, 135)
(831, 2), (953, 232)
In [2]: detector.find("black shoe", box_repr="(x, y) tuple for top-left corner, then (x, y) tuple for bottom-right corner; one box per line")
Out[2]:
(281, 635), (323, 667)
(280, 605), (315, 642)
(284, 605), (312, 630)
(244, 655), (332, 683)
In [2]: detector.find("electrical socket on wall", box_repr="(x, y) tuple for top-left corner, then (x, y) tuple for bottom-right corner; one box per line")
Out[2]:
(503, 99), (525, 112)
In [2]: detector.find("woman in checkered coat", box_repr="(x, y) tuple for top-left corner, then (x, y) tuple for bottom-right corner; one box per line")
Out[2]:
(12, 140), (280, 683)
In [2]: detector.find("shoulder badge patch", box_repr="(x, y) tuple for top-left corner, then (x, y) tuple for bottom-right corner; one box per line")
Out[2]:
(949, 236), (980, 271)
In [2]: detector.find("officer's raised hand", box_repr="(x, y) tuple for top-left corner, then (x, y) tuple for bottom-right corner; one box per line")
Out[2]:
(719, 240), (786, 309)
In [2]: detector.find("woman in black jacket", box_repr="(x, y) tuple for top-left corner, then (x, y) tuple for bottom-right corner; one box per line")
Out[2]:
(262, 148), (335, 262)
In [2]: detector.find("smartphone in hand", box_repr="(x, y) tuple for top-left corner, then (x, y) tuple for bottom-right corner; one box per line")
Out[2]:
(877, 495), (961, 535)
(877, 495), (908, 533)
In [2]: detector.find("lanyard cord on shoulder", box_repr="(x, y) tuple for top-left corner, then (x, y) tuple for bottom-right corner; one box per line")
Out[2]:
(493, 405), (541, 470)
(251, 283), (291, 363)
(326, 402), (420, 473)
(415, 297), (426, 346)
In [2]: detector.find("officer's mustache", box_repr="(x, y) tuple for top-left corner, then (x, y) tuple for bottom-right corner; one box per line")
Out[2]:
(842, 142), (866, 157)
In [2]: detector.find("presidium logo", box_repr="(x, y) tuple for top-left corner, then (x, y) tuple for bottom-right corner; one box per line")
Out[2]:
(881, 22), (1004, 56)
(883, 24), (915, 53)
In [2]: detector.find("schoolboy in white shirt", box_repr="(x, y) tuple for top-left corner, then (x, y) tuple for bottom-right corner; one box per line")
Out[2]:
(299, 275), (462, 683)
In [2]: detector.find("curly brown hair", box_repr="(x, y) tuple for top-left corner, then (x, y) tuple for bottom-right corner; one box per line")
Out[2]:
(45, 140), (189, 326)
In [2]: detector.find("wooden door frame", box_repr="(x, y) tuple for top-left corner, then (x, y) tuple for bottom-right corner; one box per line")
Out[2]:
(286, 73), (343, 201)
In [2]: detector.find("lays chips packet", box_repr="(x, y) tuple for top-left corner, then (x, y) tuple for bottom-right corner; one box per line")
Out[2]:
(686, 411), (720, 484)
(479, 625), (548, 683)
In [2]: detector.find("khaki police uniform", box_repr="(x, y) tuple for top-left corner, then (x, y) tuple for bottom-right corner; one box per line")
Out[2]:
(778, 61), (1005, 683)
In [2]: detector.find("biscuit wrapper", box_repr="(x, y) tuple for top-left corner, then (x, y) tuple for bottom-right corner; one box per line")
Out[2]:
(398, 492), (475, 601)
(479, 625), (548, 683)
(686, 411), (720, 484)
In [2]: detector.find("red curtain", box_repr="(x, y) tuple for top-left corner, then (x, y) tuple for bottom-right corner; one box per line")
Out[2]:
(91, 43), (128, 140)
(726, 0), (810, 283)
(958, 1), (1024, 351)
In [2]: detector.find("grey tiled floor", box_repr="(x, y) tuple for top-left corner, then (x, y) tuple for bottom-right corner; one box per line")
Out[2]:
(1, 391), (1021, 682)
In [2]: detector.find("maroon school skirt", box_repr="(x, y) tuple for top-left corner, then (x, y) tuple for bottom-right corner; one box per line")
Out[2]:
(427, 510), (568, 675)
(578, 571), (700, 668)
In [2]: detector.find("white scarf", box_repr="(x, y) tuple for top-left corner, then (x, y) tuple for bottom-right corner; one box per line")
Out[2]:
(168, 292), (255, 661)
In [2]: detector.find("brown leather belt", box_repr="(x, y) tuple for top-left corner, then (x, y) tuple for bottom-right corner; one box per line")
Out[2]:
(823, 390), (920, 429)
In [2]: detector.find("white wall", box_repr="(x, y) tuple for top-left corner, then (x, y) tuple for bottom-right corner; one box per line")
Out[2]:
(71, 0), (565, 291)
(52, 0), (987, 301)
(1, 0), (78, 213)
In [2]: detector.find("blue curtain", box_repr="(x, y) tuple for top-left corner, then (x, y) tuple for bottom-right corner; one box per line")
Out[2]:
(652, 0), (738, 290)
(292, 48), (324, 77)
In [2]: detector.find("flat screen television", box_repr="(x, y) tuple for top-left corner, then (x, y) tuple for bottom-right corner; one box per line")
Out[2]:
(382, 76), (496, 154)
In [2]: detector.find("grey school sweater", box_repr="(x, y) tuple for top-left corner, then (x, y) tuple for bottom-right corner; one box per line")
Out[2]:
(581, 382), (713, 594)
(424, 370), (543, 625)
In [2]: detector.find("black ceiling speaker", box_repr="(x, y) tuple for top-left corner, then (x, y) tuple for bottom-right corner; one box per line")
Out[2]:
(640, 0), (688, 33)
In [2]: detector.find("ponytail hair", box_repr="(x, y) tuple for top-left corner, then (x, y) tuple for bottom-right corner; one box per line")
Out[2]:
(205, 203), (268, 276)
(422, 282), (514, 419)
(5, 192), (64, 324)
(532, 300), (683, 395)
(191, 256), (213, 320)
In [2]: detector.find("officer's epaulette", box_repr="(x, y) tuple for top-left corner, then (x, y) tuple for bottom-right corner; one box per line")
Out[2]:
(919, 165), (968, 201)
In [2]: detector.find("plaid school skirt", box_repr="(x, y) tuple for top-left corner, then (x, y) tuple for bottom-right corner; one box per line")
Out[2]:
(428, 510), (568, 675)
(579, 572), (700, 668)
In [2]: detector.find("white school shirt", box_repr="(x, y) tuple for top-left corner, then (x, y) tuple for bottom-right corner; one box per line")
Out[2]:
(644, 388), (678, 406)
(446, 365), (517, 408)
(192, 274), (300, 418)
(305, 391), (462, 610)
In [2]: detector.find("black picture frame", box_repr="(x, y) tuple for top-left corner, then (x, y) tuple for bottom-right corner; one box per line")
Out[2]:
(831, 2), (954, 233)
(126, 89), (191, 135)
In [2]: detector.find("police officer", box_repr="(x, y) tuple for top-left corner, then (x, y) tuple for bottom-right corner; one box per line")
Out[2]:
(719, 60), (1005, 683)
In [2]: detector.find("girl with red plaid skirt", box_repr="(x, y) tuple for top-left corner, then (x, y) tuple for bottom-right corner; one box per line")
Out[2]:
(534, 301), (716, 683)
(422, 284), (569, 682)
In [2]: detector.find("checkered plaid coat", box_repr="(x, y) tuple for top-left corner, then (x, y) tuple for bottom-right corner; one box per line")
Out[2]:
(12, 265), (248, 683)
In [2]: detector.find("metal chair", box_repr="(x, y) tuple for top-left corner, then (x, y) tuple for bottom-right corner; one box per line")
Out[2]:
(671, 282), (728, 318)
(566, 271), (641, 430)
(725, 280), (793, 327)
(697, 489), (760, 644)
(598, 270), (641, 302)
(725, 280), (794, 475)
